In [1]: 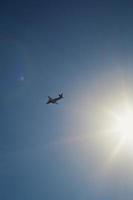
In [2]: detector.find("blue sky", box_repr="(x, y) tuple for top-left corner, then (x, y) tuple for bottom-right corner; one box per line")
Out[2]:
(1, 0), (133, 199)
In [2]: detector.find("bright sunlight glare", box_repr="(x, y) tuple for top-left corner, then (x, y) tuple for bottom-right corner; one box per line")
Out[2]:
(108, 103), (133, 152)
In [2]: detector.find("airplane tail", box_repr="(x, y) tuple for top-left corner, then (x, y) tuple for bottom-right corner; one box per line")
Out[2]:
(46, 96), (52, 104)
(48, 96), (52, 100)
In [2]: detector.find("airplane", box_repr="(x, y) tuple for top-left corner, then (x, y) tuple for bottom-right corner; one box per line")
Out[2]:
(46, 93), (64, 104)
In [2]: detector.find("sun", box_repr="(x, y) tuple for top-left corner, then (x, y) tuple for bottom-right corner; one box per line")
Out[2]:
(108, 103), (133, 153)
(113, 108), (133, 136)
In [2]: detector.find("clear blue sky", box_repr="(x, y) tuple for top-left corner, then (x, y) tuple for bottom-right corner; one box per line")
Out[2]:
(1, 0), (133, 199)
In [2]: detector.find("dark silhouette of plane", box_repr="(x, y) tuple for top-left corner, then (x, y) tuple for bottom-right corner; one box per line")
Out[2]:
(46, 93), (64, 104)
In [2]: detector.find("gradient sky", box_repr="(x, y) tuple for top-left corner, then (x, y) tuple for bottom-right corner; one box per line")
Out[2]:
(1, 0), (133, 200)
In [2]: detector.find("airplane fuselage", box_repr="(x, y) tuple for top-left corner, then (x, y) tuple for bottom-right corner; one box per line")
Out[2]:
(46, 94), (63, 104)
